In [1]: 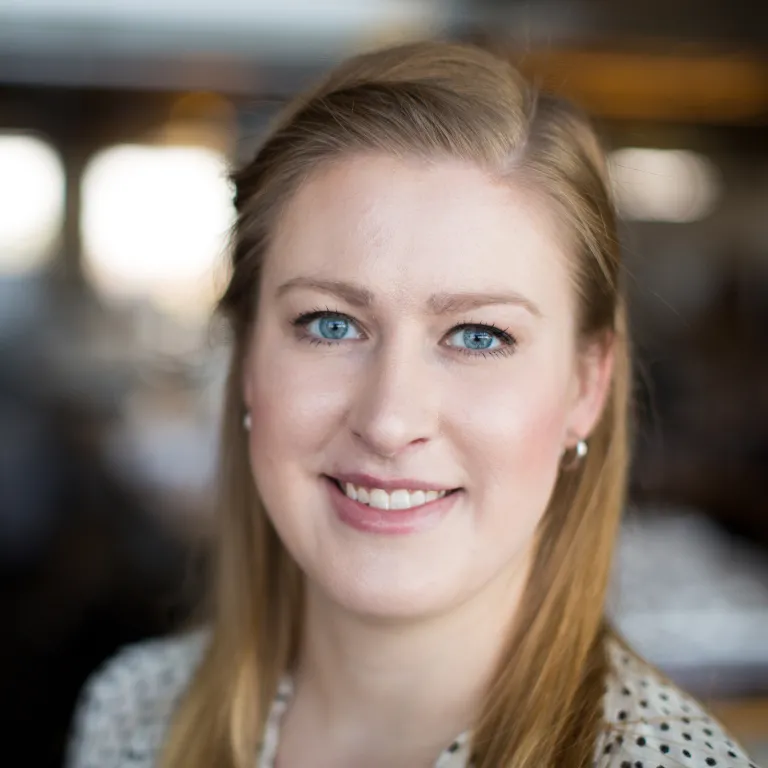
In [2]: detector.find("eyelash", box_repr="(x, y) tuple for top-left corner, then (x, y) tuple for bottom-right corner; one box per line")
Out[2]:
(290, 307), (518, 359)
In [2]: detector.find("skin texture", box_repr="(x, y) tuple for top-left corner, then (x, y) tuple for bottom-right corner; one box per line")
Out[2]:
(242, 153), (613, 766)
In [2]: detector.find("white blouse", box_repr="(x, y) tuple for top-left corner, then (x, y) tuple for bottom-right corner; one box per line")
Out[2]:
(66, 630), (760, 768)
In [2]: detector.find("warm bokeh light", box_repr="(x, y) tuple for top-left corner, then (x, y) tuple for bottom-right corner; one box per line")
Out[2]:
(0, 134), (65, 274)
(520, 50), (768, 123)
(609, 148), (721, 223)
(81, 144), (235, 318)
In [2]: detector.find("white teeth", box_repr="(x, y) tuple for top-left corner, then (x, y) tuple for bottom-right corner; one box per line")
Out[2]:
(409, 490), (426, 507)
(389, 490), (410, 510)
(369, 489), (390, 510)
(339, 482), (454, 509)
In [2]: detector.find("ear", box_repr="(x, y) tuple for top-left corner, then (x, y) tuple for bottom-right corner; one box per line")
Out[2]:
(564, 332), (615, 448)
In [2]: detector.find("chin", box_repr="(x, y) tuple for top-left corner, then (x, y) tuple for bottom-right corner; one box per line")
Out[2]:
(308, 557), (471, 621)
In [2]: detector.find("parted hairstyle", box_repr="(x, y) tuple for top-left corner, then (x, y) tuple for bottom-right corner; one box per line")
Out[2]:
(161, 39), (630, 768)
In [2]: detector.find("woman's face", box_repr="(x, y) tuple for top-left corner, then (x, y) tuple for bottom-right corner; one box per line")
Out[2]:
(244, 153), (611, 619)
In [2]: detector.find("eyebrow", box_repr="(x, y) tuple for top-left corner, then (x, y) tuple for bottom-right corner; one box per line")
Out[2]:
(276, 277), (542, 318)
(276, 277), (374, 307)
(427, 291), (542, 318)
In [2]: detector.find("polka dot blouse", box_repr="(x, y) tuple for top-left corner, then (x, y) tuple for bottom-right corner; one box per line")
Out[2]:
(66, 631), (761, 768)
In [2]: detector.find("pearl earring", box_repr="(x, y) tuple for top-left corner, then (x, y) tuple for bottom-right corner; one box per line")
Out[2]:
(561, 438), (588, 470)
(243, 412), (252, 431)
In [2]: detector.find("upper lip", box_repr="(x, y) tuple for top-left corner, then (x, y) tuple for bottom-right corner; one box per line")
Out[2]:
(328, 472), (459, 493)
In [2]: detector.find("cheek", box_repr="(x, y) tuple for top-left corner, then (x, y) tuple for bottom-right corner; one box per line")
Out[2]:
(449, 358), (571, 505)
(245, 329), (352, 471)
(465, 396), (565, 487)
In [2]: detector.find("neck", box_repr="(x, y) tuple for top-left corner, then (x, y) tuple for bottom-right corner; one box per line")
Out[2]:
(286, 555), (531, 764)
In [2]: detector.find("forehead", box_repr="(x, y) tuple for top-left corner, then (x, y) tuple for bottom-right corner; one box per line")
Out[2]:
(266, 153), (574, 310)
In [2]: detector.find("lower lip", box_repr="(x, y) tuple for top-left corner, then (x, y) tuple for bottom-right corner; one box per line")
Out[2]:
(325, 477), (460, 535)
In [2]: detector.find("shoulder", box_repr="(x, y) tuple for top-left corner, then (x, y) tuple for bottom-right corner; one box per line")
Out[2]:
(597, 638), (761, 768)
(66, 628), (209, 768)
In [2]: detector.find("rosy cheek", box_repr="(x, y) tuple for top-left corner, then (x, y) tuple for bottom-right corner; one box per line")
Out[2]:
(515, 404), (568, 470)
(466, 407), (562, 479)
(449, 366), (570, 496)
(248, 340), (352, 459)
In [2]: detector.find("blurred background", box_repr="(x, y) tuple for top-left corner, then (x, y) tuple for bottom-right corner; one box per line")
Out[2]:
(1, 0), (767, 764)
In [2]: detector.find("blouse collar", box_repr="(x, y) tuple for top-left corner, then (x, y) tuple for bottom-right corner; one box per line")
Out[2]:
(256, 675), (474, 768)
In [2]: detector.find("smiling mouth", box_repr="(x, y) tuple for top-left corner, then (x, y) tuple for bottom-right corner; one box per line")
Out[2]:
(326, 476), (462, 511)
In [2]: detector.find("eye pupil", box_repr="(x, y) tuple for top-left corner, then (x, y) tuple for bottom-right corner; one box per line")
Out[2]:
(463, 328), (493, 350)
(319, 316), (349, 339)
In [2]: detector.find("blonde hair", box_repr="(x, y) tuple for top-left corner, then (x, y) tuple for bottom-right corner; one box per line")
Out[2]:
(161, 40), (630, 768)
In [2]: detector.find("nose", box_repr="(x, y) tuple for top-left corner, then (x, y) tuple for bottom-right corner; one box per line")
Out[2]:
(347, 337), (438, 459)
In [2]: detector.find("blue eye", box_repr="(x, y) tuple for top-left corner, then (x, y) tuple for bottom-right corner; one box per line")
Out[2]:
(293, 311), (515, 358)
(448, 324), (515, 355)
(314, 316), (351, 340)
(295, 311), (363, 342)
(451, 325), (501, 352)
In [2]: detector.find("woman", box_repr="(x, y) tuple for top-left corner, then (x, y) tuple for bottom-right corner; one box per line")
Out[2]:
(67, 41), (760, 768)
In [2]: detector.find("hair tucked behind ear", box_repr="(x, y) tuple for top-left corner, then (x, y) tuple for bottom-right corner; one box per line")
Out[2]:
(160, 40), (630, 768)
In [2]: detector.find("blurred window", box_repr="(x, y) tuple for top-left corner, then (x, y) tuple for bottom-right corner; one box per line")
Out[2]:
(81, 144), (235, 319)
(0, 133), (65, 275)
(609, 148), (721, 223)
